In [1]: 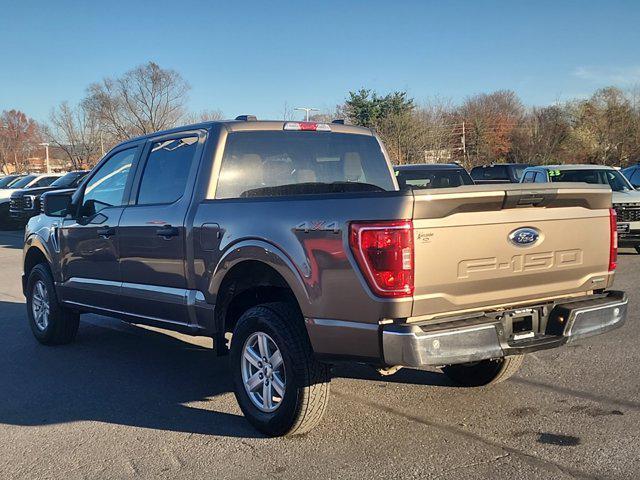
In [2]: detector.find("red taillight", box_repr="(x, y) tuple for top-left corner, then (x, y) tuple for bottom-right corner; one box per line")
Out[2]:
(349, 220), (414, 298)
(609, 208), (618, 271)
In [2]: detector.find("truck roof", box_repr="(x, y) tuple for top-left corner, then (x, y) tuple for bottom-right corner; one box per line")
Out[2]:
(530, 164), (617, 171)
(121, 119), (374, 145)
(394, 163), (465, 171)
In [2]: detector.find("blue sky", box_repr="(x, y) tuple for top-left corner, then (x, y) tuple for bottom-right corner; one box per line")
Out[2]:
(1, 0), (639, 122)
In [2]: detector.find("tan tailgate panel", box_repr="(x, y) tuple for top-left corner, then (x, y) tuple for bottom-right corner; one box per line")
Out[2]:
(411, 184), (613, 319)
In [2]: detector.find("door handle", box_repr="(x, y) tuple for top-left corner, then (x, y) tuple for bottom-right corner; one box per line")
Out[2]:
(156, 225), (179, 239)
(96, 227), (115, 238)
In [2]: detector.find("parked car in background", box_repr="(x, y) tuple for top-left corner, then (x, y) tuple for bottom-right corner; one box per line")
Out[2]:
(10, 171), (88, 224)
(0, 174), (61, 227)
(521, 164), (640, 253)
(470, 163), (529, 184)
(394, 163), (474, 190)
(622, 164), (640, 189)
(0, 174), (25, 189)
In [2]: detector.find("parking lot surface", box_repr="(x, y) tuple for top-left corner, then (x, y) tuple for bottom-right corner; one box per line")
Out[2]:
(0, 230), (638, 479)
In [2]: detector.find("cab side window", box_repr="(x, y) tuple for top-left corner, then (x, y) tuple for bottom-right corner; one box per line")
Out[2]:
(34, 176), (58, 187)
(522, 171), (535, 183)
(534, 172), (548, 183)
(137, 137), (199, 205)
(630, 169), (640, 188)
(81, 148), (136, 217)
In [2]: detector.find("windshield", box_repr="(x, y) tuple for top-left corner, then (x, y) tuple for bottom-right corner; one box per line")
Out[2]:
(216, 131), (395, 198)
(0, 176), (20, 188)
(51, 172), (87, 188)
(471, 165), (508, 181)
(8, 175), (37, 189)
(549, 169), (634, 192)
(512, 166), (526, 181)
(396, 168), (474, 190)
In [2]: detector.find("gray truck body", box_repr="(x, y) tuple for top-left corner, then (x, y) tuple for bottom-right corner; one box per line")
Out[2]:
(23, 120), (627, 368)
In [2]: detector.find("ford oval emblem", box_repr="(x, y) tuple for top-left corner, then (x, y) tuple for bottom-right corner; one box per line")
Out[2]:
(509, 227), (540, 247)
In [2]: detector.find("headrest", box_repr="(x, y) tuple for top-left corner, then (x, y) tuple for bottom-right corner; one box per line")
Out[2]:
(296, 169), (317, 183)
(344, 152), (363, 182)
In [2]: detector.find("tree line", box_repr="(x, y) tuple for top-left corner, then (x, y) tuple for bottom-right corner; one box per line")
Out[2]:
(2, 61), (640, 172)
(338, 87), (640, 168)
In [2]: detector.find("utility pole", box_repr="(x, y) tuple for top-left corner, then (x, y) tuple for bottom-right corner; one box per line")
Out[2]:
(461, 121), (467, 164)
(294, 107), (319, 121)
(39, 142), (51, 173)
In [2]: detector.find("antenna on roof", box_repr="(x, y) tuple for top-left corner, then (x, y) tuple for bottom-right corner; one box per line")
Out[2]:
(235, 115), (257, 121)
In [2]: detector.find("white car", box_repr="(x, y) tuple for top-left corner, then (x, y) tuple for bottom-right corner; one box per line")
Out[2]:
(0, 174), (62, 225)
(521, 164), (640, 253)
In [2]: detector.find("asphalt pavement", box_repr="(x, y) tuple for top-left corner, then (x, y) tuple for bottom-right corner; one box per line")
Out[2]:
(0, 230), (638, 479)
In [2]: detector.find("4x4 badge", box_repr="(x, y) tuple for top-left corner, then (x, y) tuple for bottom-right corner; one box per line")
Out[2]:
(295, 221), (340, 233)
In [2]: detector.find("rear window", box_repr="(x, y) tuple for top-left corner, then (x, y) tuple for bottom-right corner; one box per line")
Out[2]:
(549, 169), (633, 192)
(512, 166), (526, 181)
(470, 165), (509, 181)
(8, 175), (37, 189)
(215, 131), (395, 199)
(0, 176), (20, 188)
(396, 168), (473, 190)
(51, 172), (88, 188)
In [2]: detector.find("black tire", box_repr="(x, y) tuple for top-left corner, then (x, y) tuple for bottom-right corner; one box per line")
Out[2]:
(635, 245), (640, 255)
(441, 355), (524, 387)
(26, 263), (79, 345)
(230, 302), (330, 437)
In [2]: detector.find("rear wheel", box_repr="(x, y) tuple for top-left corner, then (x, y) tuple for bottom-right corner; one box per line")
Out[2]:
(230, 302), (330, 436)
(441, 355), (524, 387)
(26, 264), (79, 345)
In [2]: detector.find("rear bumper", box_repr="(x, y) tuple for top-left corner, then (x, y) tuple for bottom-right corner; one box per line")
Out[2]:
(382, 291), (628, 368)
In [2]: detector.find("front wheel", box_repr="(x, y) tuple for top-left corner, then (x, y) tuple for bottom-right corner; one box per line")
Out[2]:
(230, 302), (330, 436)
(26, 264), (79, 345)
(635, 245), (640, 255)
(441, 355), (524, 387)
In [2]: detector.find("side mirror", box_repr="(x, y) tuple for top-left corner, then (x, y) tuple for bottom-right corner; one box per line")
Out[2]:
(42, 190), (73, 217)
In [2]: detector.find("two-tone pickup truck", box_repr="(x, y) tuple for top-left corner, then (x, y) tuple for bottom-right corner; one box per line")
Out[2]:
(22, 118), (628, 436)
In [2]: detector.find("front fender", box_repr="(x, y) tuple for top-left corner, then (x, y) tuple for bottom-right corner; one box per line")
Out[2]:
(23, 217), (60, 281)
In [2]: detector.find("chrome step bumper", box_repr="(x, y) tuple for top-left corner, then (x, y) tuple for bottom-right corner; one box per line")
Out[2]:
(382, 291), (628, 368)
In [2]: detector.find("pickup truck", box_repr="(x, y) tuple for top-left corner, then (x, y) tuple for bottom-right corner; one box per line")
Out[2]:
(521, 164), (640, 254)
(470, 163), (529, 184)
(10, 171), (89, 225)
(22, 118), (628, 437)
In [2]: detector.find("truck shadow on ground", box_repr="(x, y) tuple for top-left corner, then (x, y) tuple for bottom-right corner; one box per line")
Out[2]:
(0, 301), (260, 438)
(0, 230), (24, 249)
(5, 299), (632, 440)
(0, 300), (459, 438)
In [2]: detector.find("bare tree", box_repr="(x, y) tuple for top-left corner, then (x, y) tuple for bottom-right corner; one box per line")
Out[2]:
(0, 110), (41, 172)
(282, 102), (294, 121)
(456, 90), (524, 166)
(45, 101), (104, 169)
(414, 99), (457, 163)
(510, 105), (571, 164)
(183, 109), (224, 124)
(85, 62), (190, 141)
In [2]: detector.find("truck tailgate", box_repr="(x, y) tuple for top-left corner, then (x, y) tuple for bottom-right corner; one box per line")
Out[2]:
(411, 183), (613, 319)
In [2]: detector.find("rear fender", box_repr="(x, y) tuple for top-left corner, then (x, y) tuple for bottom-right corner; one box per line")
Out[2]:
(209, 239), (311, 314)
